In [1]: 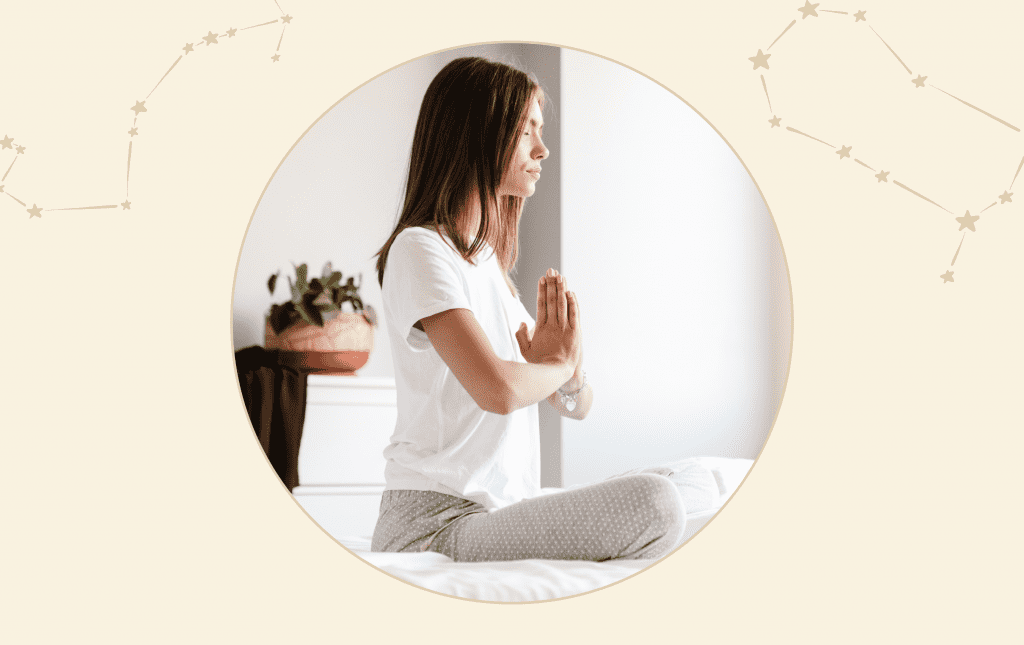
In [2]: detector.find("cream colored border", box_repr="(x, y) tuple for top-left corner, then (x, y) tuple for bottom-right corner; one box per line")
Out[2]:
(3, 0), (1021, 642)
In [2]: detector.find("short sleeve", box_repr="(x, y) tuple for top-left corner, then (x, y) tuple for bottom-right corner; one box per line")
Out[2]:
(384, 228), (473, 347)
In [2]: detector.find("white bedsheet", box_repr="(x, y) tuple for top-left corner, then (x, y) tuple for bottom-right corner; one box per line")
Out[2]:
(335, 457), (754, 602)
(349, 540), (650, 602)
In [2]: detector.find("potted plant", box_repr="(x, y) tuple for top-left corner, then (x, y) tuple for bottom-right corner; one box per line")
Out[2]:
(264, 262), (378, 375)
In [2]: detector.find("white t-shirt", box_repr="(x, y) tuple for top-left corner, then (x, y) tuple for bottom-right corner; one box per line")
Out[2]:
(380, 226), (541, 510)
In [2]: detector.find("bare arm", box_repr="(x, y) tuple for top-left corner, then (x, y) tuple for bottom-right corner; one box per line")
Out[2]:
(546, 361), (594, 420)
(419, 308), (575, 416)
(521, 271), (594, 420)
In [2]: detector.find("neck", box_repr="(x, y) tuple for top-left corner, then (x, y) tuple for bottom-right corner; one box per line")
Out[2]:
(457, 190), (499, 242)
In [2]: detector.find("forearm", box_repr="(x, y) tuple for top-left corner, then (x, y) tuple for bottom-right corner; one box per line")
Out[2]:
(496, 359), (575, 415)
(547, 381), (593, 420)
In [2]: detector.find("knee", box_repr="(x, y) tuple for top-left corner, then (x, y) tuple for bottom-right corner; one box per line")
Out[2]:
(631, 473), (686, 541)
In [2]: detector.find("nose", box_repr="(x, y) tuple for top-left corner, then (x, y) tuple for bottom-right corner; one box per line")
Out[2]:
(534, 138), (549, 160)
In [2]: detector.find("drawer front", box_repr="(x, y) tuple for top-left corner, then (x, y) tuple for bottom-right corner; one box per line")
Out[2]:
(299, 404), (396, 485)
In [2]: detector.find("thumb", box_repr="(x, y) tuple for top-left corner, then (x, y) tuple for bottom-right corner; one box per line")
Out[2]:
(515, 323), (528, 353)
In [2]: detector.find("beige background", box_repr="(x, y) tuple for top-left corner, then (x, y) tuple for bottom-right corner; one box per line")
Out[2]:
(1, 0), (1020, 642)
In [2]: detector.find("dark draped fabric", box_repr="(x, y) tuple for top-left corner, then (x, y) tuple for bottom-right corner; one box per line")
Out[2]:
(234, 346), (310, 491)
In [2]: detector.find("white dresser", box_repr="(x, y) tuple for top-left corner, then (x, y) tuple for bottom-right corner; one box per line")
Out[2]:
(291, 375), (396, 540)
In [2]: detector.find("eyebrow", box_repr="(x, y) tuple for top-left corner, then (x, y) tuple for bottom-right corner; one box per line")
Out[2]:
(529, 117), (544, 131)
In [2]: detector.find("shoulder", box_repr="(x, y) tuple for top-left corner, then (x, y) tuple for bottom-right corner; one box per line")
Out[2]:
(392, 226), (454, 256)
(394, 225), (439, 246)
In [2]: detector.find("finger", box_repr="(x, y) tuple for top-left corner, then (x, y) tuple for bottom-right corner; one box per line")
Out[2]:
(568, 291), (579, 331)
(515, 322), (528, 355)
(557, 275), (567, 327)
(536, 276), (546, 325)
(546, 273), (557, 327)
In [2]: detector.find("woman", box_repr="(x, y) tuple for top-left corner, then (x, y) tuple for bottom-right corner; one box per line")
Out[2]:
(371, 56), (684, 562)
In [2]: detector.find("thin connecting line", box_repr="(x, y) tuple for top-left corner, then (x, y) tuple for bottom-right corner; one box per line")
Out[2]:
(1010, 155), (1024, 190)
(761, 75), (772, 112)
(46, 205), (118, 211)
(147, 56), (183, 100)
(768, 20), (796, 51)
(931, 85), (1020, 132)
(854, 159), (875, 171)
(950, 233), (966, 266)
(893, 180), (953, 214)
(786, 126), (835, 148)
(127, 140), (133, 191)
(241, 20), (278, 30)
(870, 26), (912, 75)
(2, 157), (16, 181)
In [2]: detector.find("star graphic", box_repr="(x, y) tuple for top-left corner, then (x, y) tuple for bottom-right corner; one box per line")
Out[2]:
(121, 200), (131, 210)
(956, 210), (979, 232)
(875, 170), (890, 182)
(769, 116), (782, 128)
(202, 31), (219, 45)
(797, 1), (820, 19)
(837, 145), (852, 159)
(131, 101), (147, 115)
(183, 43), (194, 55)
(281, 14), (293, 23)
(271, 54), (281, 62)
(226, 28), (237, 38)
(128, 127), (138, 137)
(940, 270), (954, 283)
(748, 49), (771, 70)
(998, 190), (1012, 203)
(854, 10), (867, 21)
(27, 204), (43, 218)
(16, 145), (25, 154)
(0, 135), (12, 149)
(912, 75), (927, 88)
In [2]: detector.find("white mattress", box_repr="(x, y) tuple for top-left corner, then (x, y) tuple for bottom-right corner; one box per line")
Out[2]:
(331, 457), (754, 602)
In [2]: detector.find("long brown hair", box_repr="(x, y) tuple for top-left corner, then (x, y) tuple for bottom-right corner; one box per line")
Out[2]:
(374, 56), (543, 299)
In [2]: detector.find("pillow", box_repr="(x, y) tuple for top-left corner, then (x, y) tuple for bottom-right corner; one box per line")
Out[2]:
(687, 456), (755, 501)
(606, 458), (721, 515)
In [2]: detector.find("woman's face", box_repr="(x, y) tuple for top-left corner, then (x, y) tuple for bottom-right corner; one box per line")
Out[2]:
(498, 96), (548, 199)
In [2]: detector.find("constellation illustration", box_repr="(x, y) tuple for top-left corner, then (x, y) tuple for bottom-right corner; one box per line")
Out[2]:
(750, 3), (1020, 283)
(1, 1), (294, 220)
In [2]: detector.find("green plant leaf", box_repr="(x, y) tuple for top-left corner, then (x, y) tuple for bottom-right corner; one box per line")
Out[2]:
(326, 271), (342, 288)
(288, 276), (300, 302)
(269, 302), (296, 335)
(296, 299), (324, 327)
(308, 278), (324, 298)
(294, 263), (309, 293)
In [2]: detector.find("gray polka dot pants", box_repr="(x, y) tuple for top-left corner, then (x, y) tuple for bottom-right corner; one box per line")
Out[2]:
(370, 474), (686, 562)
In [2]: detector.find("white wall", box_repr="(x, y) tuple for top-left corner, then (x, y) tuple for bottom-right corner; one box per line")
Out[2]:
(232, 45), (790, 489)
(232, 44), (558, 379)
(560, 49), (791, 486)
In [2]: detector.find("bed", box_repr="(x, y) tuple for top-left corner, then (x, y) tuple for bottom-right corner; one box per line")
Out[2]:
(304, 456), (754, 602)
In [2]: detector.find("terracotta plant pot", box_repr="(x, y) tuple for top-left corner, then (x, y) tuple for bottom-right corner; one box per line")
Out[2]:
(264, 312), (374, 375)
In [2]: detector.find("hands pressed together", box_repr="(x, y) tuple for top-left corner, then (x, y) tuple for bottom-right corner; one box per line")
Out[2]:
(515, 268), (583, 376)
